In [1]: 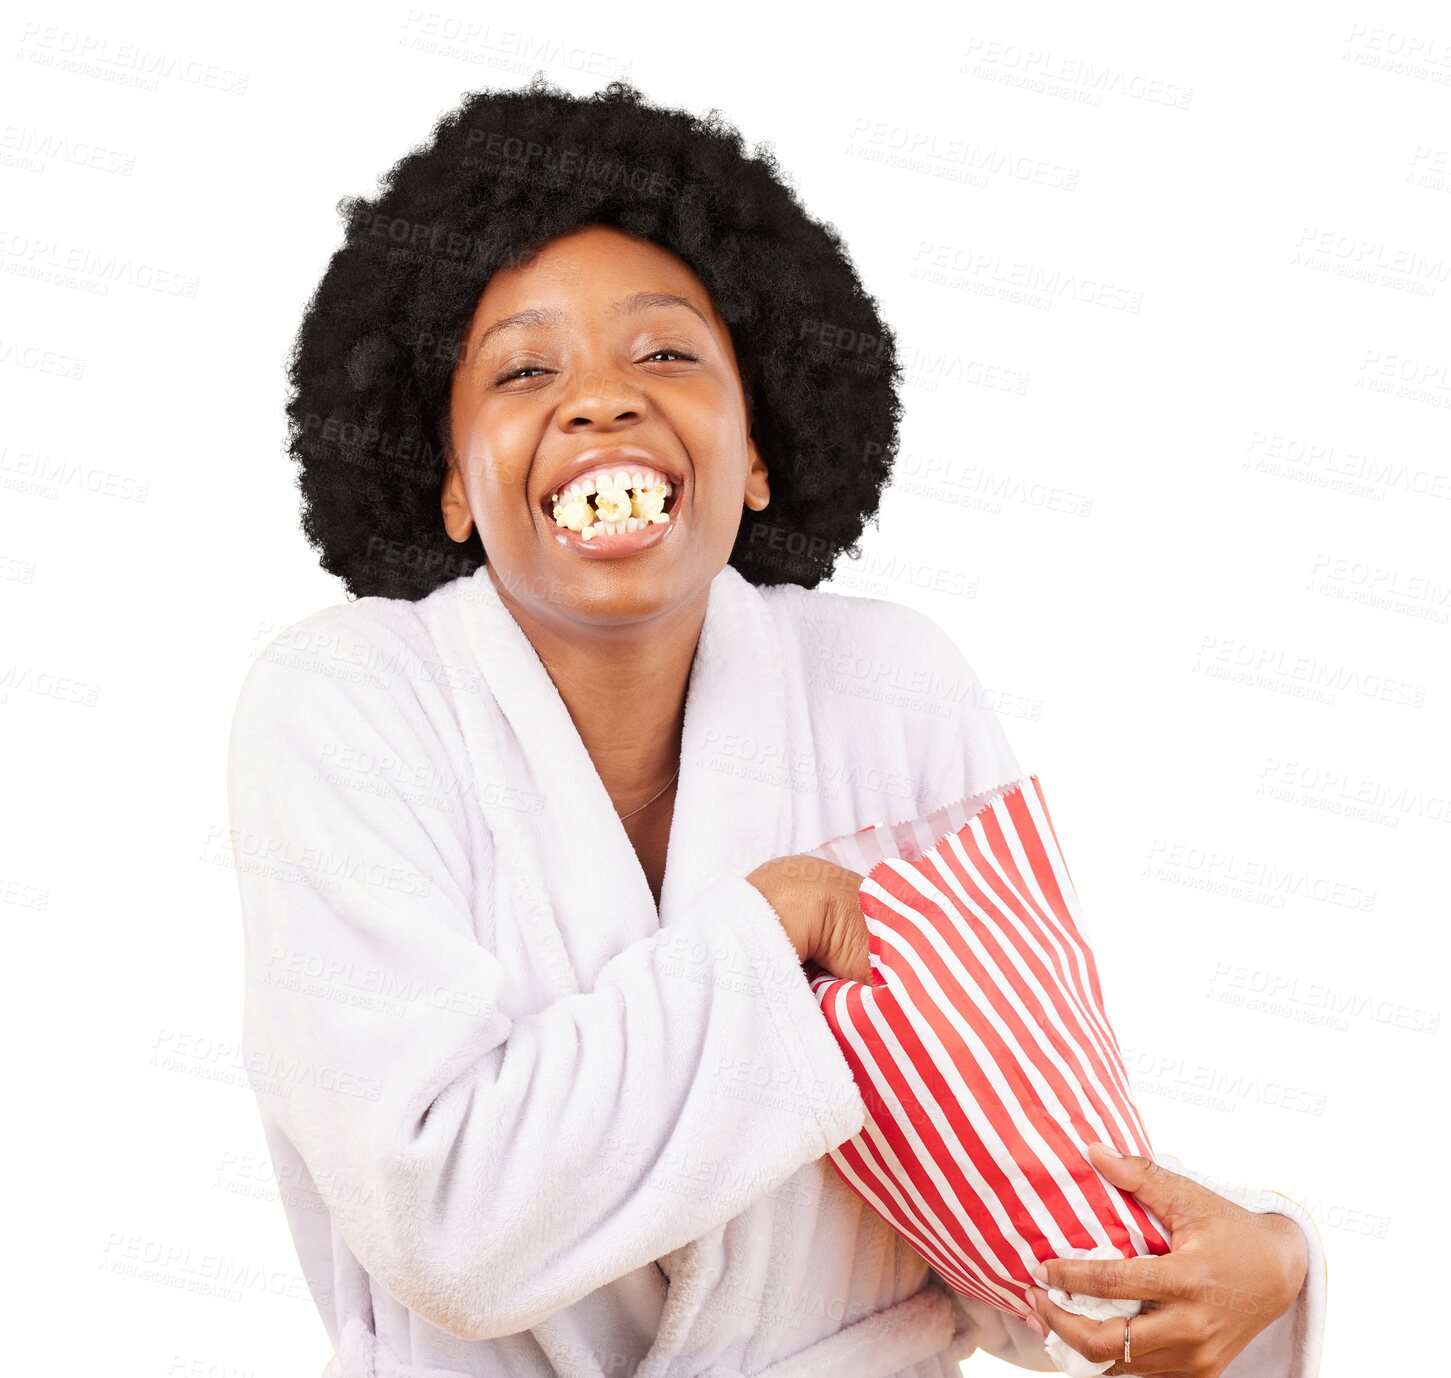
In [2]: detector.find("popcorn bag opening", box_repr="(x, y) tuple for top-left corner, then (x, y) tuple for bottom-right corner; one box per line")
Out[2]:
(805, 777), (1171, 1376)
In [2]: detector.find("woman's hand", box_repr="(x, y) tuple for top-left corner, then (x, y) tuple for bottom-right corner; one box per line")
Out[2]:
(1024, 1143), (1309, 1376)
(745, 854), (872, 982)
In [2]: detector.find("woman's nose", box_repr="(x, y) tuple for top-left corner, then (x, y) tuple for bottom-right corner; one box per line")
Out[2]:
(554, 363), (648, 430)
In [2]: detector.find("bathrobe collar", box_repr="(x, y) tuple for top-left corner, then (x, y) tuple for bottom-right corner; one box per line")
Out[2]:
(454, 561), (793, 979)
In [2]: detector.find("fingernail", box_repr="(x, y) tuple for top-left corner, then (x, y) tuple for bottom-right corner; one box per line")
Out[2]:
(1025, 1313), (1047, 1337)
(1092, 1140), (1124, 1159)
(1031, 1264), (1048, 1286)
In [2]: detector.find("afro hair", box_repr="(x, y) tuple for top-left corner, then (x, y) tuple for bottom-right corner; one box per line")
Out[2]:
(284, 72), (905, 601)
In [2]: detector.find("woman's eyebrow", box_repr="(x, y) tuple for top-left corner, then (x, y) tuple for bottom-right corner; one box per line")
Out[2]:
(619, 291), (710, 329)
(475, 292), (710, 352)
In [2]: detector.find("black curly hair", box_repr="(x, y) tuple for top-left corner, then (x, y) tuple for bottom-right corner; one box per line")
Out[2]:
(284, 72), (905, 601)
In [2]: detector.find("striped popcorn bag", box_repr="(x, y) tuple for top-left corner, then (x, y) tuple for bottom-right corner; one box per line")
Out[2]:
(805, 776), (1171, 1376)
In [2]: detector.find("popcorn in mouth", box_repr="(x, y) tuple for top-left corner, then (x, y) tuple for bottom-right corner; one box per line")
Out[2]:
(548, 466), (677, 541)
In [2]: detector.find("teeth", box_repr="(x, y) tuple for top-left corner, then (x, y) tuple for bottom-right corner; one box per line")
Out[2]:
(555, 465), (674, 503)
(581, 516), (652, 541)
(550, 469), (676, 536)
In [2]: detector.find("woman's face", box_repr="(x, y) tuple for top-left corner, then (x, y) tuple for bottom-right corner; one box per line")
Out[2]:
(442, 223), (769, 630)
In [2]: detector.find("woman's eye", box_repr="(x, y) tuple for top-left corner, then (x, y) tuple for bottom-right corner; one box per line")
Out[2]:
(492, 350), (697, 387)
(493, 366), (550, 386)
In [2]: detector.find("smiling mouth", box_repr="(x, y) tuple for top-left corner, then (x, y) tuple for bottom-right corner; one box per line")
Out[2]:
(541, 472), (683, 541)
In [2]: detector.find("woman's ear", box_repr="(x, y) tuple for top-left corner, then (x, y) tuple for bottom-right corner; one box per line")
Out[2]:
(743, 436), (770, 513)
(440, 449), (476, 543)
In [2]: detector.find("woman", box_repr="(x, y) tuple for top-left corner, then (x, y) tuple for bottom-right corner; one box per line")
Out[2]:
(230, 76), (1325, 1376)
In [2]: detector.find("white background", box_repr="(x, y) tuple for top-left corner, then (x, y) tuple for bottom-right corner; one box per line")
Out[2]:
(3, 1), (1447, 1373)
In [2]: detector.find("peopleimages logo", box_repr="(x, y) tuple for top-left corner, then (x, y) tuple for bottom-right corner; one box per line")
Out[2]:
(1193, 634), (1427, 708)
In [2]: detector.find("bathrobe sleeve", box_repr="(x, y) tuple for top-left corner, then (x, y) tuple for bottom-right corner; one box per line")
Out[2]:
(229, 612), (867, 1343)
(884, 603), (1327, 1375)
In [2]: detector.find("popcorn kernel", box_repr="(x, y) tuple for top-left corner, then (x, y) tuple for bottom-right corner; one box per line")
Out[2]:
(552, 482), (672, 535)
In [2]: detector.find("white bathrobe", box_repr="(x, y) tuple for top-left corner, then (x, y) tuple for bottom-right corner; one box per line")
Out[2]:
(228, 561), (1327, 1378)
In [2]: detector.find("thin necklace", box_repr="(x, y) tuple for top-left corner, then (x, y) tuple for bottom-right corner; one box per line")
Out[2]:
(618, 766), (680, 821)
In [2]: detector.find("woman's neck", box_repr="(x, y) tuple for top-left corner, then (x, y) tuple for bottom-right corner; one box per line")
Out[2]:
(498, 581), (707, 813)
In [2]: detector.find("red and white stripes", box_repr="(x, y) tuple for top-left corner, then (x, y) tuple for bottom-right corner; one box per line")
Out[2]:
(808, 777), (1170, 1320)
